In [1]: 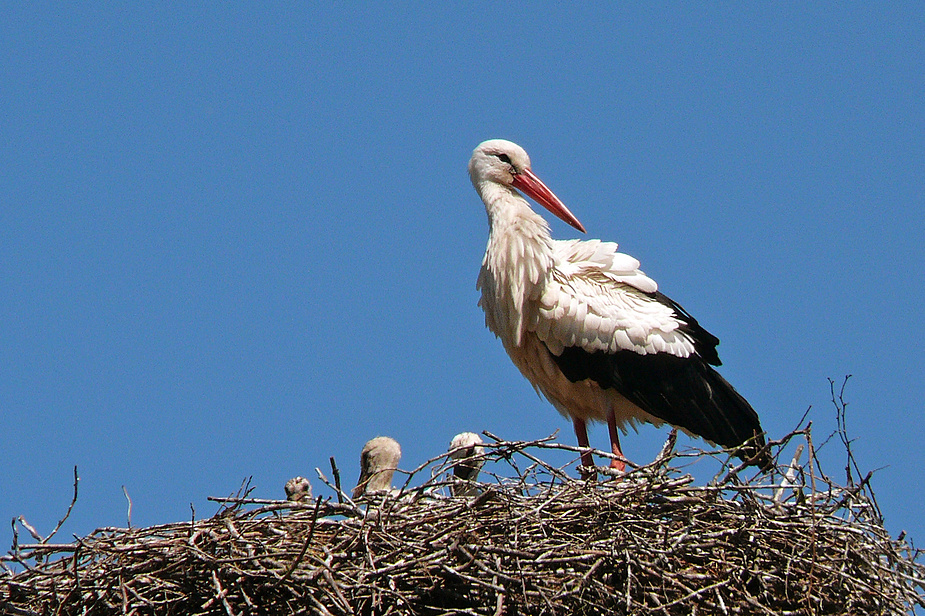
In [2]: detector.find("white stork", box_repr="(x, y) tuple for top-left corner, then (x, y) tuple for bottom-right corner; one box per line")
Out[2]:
(448, 432), (485, 496)
(469, 139), (769, 475)
(284, 476), (312, 502)
(353, 436), (402, 498)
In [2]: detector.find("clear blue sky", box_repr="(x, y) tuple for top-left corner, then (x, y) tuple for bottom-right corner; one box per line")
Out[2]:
(2, 4), (923, 549)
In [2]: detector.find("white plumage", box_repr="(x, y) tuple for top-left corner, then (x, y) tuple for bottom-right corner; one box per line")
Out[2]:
(469, 139), (768, 475)
(538, 239), (693, 358)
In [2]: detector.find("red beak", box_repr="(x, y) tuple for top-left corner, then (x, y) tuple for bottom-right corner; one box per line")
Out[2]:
(511, 169), (586, 233)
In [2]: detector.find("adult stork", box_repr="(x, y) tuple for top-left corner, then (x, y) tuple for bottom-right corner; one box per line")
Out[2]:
(469, 139), (770, 474)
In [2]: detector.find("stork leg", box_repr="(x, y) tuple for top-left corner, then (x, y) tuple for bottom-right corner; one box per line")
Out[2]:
(572, 418), (596, 479)
(606, 409), (627, 473)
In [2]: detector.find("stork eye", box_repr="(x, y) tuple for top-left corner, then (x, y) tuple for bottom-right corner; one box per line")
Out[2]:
(497, 153), (512, 165)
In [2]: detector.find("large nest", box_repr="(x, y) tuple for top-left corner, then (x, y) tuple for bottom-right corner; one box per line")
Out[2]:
(3, 415), (925, 614)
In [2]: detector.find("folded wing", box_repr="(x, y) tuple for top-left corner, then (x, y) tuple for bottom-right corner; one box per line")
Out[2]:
(530, 239), (766, 462)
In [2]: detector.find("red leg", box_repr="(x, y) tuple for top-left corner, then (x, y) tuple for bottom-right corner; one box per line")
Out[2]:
(606, 410), (627, 472)
(572, 417), (596, 479)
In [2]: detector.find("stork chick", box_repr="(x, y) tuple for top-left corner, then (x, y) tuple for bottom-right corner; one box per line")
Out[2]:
(448, 432), (485, 496)
(353, 436), (402, 498)
(284, 476), (312, 502)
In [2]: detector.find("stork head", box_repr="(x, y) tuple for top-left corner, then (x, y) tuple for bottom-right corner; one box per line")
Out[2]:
(352, 436), (402, 499)
(448, 432), (485, 495)
(448, 431), (485, 476)
(284, 476), (312, 502)
(469, 139), (586, 233)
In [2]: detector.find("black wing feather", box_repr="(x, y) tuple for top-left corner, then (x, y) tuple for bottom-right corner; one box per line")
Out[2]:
(652, 291), (721, 366)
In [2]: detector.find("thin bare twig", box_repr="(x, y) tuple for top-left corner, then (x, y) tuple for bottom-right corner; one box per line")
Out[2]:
(329, 457), (343, 505)
(122, 486), (133, 528)
(43, 466), (79, 544)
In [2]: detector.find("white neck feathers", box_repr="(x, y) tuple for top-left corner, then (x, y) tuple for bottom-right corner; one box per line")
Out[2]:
(476, 185), (555, 347)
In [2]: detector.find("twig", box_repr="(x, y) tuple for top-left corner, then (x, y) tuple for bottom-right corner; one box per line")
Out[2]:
(330, 457), (343, 505)
(15, 517), (43, 543)
(43, 466), (80, 544)
(122, 486), (133, 528)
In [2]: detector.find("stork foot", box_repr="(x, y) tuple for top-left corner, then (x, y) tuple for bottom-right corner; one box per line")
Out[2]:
(578, 448), (598, 481)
